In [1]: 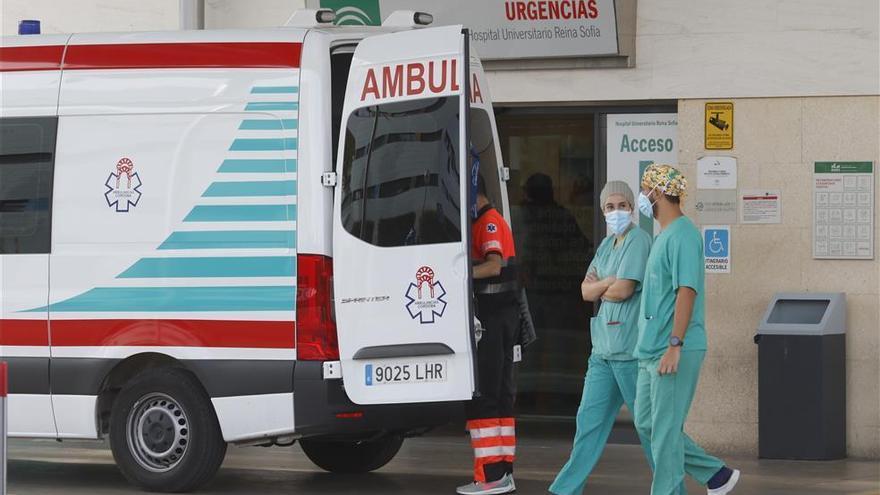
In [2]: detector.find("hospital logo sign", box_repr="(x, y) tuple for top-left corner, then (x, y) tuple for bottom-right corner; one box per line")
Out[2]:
(105, 157), (143, 212)
(405, 266), (448, 324)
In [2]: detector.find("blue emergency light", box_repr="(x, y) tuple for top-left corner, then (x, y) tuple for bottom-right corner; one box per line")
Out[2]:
(19, 20), (41, 35)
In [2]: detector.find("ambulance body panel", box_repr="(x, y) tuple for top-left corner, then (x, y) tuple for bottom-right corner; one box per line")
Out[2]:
(0, 20), (508, 491)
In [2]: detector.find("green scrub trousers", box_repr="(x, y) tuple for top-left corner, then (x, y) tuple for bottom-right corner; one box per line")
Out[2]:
(549, 353), (718, 495)
(549, 355), (652, 495)
(634, 351), (724, 495)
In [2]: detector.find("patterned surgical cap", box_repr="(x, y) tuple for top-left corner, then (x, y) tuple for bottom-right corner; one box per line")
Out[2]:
(641, 163), (688, 199)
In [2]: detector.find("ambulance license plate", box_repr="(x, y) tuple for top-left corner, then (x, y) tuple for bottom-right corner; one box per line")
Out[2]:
(365, 361), (447, 386)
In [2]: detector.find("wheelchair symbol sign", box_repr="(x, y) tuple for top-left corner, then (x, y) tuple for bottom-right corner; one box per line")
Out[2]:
(705, 229), (729, 257)
(702, 226), (731, 273)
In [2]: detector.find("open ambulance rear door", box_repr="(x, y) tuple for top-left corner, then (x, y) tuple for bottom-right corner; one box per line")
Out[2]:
(332, 25), (476, 405)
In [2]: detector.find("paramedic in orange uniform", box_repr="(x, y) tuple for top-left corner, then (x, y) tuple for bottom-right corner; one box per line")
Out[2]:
(457, 175), (520, 495)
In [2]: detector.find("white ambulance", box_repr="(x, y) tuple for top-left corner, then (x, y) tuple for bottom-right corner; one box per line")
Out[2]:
(0, 10), (511, 492)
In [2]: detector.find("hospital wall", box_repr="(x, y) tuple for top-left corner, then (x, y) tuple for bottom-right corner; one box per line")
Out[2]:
(676, 96), (880, 459)
(204, 0), (306, 29)
(1, 0), (180, 35)
(485, 0), (879, 103)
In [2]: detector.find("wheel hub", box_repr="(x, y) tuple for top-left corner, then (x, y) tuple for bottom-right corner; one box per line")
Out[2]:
(126, 393), (190, 473)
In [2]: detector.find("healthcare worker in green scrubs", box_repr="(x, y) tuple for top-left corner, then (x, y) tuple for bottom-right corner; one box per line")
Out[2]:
(634, 164), (740, 495)
(550, 181), (654, 495)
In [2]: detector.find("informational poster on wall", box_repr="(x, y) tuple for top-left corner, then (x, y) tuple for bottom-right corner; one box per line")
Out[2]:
(813, 162), (874, 259)
(606, 113), (678, 236)
(741, 190), (782, 224)
(704, 102), (734, 150)
(697, 156), (737, 189)
(695, 190), (738, 225)
(695, 156), (738, 224)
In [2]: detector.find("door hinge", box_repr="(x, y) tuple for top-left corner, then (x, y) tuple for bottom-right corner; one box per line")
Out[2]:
(501, 167), (511, 181)
(322, 172), (338, 187)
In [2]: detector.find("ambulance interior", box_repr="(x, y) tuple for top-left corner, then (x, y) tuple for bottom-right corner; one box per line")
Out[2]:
(469, 109), (504, 216)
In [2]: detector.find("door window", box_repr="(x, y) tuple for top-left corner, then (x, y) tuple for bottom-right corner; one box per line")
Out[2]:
(0, 117), (57, 254)
(340, 96), (461, 247)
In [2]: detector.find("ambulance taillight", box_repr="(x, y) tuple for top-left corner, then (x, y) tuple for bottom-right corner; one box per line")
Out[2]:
(296, 255), (340, 361)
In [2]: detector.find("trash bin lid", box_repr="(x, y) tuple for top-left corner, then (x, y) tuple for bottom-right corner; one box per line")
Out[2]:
(757, 292), (845, 336)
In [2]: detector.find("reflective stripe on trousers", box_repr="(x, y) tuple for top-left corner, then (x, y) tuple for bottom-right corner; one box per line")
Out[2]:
(467, 417), (516, 483)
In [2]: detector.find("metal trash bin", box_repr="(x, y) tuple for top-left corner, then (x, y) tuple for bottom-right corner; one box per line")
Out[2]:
(755, 292), (846, 460)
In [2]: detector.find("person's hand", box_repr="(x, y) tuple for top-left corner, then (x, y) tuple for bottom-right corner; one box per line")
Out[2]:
(658, 346), (681, 375)
(585, 270), (600, 283)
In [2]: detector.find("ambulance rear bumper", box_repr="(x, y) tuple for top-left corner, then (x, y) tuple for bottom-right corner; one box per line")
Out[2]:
(292, 361), (461, 439)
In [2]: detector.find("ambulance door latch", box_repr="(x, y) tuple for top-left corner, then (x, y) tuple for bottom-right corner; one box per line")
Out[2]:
(501, 167), (511, 181)
(322, 172), (337, 187)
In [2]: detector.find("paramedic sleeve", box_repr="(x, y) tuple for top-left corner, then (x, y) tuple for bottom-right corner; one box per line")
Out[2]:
(475, 220), (505, 259)
(670, 234), (703, 293)
(616, 232), (651, 285)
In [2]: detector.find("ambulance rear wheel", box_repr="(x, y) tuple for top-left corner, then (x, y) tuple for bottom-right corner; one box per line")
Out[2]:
(300, 434), (404, 473)
(109, 367), (227, 492)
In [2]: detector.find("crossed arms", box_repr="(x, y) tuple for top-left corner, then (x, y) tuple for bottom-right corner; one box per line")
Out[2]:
(580, 270), (636, 303)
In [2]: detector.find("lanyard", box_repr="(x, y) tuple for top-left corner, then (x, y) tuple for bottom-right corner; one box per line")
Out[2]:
(470, 147), (480, 219)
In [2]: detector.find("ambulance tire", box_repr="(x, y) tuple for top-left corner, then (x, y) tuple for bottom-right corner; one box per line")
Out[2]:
(109, 367), (227, 493)
(300, 434), (404, 474)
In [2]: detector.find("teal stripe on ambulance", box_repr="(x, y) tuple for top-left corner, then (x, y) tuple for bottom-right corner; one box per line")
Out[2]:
(239, 119), (297, 130)
(245, 102), (298, 111)
(203, 180), (296, 197)
(158, 230), (296, 250)
(229, 138), (297, 152)
(27, 286), (296, 312)
(118, 257), (295, 278)
(218, 159), (296, 173)
(184, 204), (296, 222)
(251, 86), (299, 94)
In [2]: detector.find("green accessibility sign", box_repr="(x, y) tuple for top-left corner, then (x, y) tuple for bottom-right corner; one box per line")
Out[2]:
(320, 0), (381, 26)
(814, 161), (873, 174)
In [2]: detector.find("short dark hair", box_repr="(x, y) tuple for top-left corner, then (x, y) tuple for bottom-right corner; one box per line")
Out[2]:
(665, 194), (681, 205)
(477, 174), (488, 197)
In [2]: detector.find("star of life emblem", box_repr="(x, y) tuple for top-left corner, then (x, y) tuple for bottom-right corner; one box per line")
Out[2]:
(405, 266), (448, 324)
(105, 157), (143, 212)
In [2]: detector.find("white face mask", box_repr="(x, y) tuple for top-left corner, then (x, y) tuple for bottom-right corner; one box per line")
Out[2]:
(604, 209), (632, 235)
(638, 182), (666, 218)
(638, 192), (655, 218)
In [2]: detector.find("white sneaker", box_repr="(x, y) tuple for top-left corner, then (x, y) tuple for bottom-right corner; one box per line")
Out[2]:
(707, 469), (740, 495)
(456, 473), (516, 494)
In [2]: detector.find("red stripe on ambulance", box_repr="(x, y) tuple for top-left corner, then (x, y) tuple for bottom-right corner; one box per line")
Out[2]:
(64, 42), (301, 70)
(0, 42), (302, 72)
(0, 45), (64, 71)
(0, 319), (294, 348)
(0, 320), (49, 346)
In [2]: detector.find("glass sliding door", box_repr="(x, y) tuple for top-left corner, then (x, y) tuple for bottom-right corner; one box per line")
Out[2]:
(497, 112), (596, 419)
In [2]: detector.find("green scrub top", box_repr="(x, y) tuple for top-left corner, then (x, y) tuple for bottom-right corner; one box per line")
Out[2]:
(587, 226), (652, 361)
(636, 216), (707, 359)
